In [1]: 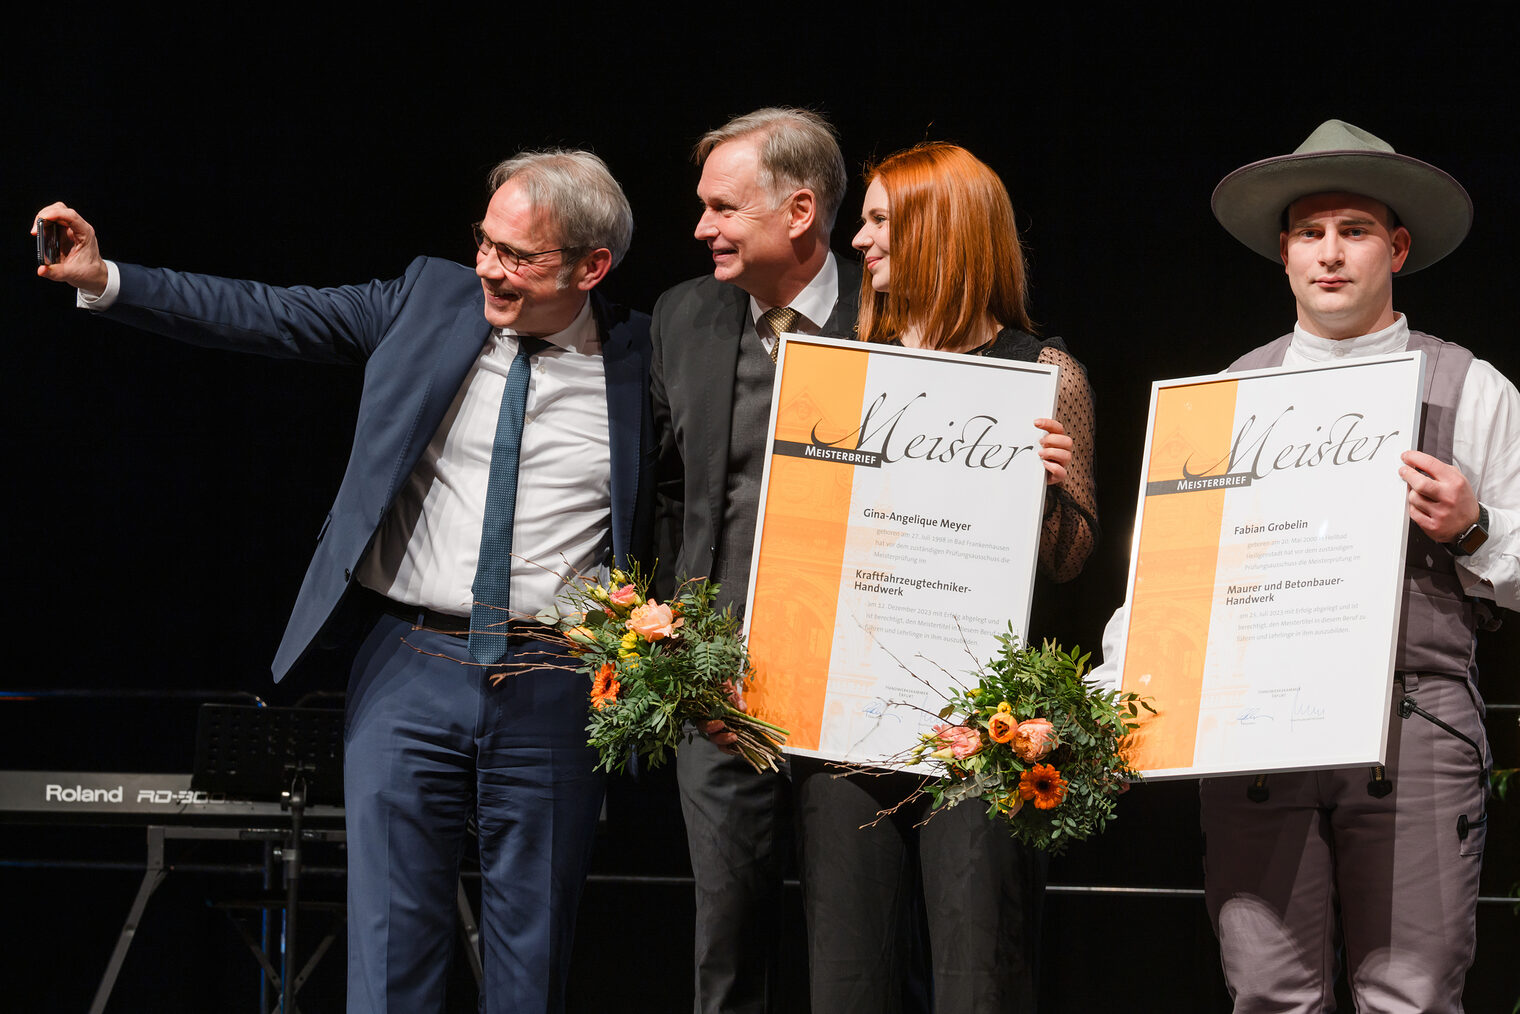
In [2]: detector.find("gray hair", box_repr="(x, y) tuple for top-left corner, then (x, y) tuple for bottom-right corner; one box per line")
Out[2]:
(487, 149), (634, 272)
(695, 107), (847, 230)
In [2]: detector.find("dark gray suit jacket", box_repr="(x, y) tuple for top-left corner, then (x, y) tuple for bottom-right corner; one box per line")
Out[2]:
(650, 256), (863, 591)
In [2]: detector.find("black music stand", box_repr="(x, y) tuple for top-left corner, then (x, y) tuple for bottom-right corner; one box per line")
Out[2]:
(193, 704), (343, 1013)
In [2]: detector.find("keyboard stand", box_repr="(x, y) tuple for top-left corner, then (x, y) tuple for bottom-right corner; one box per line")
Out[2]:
(213, 897), (346, 1012)
(89, 822), (346, 1014)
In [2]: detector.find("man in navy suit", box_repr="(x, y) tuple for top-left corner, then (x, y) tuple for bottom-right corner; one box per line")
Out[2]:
(34, 149), (653, 1013)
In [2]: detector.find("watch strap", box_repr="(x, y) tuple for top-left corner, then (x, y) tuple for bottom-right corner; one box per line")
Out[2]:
(1451, 503), (1490, 556)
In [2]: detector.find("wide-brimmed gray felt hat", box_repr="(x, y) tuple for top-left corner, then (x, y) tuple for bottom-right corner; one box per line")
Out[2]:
(1212, 119), (1472, 275)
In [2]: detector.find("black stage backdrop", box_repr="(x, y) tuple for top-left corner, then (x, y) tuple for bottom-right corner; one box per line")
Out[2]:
(3, 9), (1516, 1012)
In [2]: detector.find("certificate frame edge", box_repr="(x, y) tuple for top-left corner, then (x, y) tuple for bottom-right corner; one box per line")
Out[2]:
(1113, 350), (1428, 781)
(742, 332), (1060, 764)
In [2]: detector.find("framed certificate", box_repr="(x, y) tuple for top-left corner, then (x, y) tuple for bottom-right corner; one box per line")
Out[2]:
(1115, 352), (1426, 778)
(742, 335), (1058, 766)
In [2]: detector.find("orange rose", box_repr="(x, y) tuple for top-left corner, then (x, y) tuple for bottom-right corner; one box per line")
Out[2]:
(1012, 717), (1058, 762)
(930, 723), (982, 761)
(608, 583), (640, 609)
(627, 599), (683, 641)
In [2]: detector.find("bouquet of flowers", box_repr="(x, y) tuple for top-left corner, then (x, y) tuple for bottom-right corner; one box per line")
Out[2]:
(557, 568), (788, 775)
(902, 629), (1153, 854)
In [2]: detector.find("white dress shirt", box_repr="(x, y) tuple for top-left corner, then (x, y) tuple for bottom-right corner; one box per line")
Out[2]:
(1091, 314), (1520, 689)
(748, 252), (841, 354)
(357, 299), (611, 619)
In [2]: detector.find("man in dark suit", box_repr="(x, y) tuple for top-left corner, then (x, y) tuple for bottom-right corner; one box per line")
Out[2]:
(34, 149), (652, 1013)
(650, 107), (860, 1014)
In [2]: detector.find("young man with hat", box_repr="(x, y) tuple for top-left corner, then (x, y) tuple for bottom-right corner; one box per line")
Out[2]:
(1199, 120), (1518, 1011)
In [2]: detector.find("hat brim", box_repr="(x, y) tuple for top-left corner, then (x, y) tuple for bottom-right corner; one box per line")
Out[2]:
(1211, 149), (1472, 275)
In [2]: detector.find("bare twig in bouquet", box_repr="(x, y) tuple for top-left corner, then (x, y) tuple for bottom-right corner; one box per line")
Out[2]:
(400, 635), (579, 676)
(397, 594), (580, 676)
(865, 780), (936, 830)
(394, 552), (618, 670)
(869, 631), (964, 709)
(953, 616), (990, 667)
(854, 610), (995, 716)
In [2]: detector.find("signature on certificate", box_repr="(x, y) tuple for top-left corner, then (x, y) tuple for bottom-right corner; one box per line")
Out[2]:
(1233, 689), (1327, 729)
(1290, 688), (1326, 728)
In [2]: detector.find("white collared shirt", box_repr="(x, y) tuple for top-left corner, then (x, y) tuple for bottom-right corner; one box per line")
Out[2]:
(748, 253), (841, 354)
(357, 298), (611, 619)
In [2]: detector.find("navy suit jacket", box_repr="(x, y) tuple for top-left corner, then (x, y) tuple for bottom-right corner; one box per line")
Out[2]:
(106, 257), (654, 681)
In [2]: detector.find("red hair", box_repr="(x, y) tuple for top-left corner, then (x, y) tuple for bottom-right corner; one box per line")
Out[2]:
(857, 143), (1034, 349)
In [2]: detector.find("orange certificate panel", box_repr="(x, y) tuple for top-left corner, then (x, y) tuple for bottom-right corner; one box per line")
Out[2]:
(1116, 353), (1426, 778)
(745, 336), (1057, 766)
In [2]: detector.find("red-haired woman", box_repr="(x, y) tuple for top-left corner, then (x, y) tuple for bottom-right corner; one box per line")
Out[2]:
(793, 142), (1097, 1012)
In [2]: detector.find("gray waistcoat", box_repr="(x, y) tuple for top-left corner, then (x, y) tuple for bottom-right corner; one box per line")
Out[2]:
(1229, 330), (1480, 680)
(712, 325), (776, 615)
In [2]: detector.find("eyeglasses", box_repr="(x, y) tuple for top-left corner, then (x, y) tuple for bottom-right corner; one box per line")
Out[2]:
(472, 223), (580, 273)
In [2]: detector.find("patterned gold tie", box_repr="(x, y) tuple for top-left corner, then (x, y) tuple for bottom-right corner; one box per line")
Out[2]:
(759, 306), (800, 362)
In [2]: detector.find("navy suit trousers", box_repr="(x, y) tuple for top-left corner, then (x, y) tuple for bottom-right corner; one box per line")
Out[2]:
(343, 610), (604, 1013)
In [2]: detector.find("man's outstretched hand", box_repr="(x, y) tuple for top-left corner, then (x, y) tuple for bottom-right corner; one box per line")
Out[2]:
(33, 203), (109, 295)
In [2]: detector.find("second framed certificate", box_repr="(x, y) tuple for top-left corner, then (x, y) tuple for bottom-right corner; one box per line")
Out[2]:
(742, 335), (1058, 767)
(1115, 352), (1426, 778)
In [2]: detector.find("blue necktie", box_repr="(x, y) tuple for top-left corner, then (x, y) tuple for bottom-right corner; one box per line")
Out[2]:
(469, 336), (547, 664)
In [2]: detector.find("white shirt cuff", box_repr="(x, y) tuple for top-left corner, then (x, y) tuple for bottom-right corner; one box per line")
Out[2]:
(1457, 502), (1518, 609)
(76, 260), (120, 309)
(1085, 602), (1128, 693)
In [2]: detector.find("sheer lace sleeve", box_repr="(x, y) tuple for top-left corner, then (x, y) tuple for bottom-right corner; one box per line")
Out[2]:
(1035, 346), (1098, 582)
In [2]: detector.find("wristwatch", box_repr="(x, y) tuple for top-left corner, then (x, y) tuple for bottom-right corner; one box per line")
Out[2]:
(1450, 503), (1490, 556)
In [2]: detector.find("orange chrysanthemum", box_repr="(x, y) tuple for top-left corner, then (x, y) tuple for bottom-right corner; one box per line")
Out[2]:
(590, 662), (621, 710)
(1018, 763), (1068, 810)
(988, 712), (1019, 744)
